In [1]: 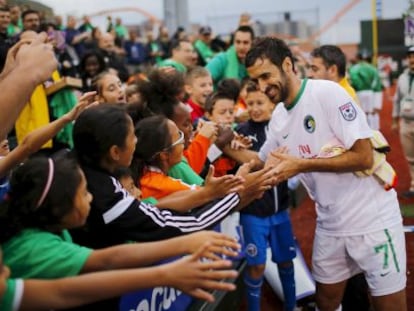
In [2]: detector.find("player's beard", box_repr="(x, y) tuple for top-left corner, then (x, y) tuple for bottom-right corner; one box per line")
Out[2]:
(264, 71), (290, 104)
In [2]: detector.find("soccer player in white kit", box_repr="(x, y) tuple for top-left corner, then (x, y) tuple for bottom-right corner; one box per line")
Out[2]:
(244, 37), (407, 311)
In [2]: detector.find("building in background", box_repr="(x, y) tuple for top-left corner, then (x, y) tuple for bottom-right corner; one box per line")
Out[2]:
(163, 0), (189, 36)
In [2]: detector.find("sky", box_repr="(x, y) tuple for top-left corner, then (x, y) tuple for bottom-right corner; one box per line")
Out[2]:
(37, 0), (410, 44)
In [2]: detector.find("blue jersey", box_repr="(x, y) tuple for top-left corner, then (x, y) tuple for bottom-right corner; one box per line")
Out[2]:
(236, 120), (289, 217)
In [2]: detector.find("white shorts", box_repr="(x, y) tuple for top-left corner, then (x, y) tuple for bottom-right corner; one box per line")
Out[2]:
(312, 224), (406, 296)
(356, 90), (374, 113)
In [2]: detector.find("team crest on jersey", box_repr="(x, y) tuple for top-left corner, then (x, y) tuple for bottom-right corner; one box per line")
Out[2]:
(339, 102), (357, 121)
(303, 115), (316, 133)
(246, 243), (258, 257)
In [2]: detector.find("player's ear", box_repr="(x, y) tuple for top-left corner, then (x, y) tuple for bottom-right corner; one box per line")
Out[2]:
(282, 57), (293, 73)
(328, 64), (338, 77)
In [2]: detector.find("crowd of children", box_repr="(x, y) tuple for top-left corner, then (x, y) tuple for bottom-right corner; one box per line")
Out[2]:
(0, 8), (298, 310)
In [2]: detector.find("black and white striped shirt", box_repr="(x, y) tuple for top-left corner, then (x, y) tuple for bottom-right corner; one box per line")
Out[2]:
(71, 165), (240, 248)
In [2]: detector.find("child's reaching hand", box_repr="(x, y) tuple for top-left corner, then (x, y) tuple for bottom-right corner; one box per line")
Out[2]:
(203, 165), (245, 199)
(162, 242), (238, 302)
(63, 92), (99, 122)
(180, 230), (241, 258)
(230, 133), (252, 150)
(196, 119), (219, 142)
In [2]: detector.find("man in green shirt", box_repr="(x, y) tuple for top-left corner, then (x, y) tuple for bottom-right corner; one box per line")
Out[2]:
(114, 17), (128, 40)
(206, 25), (254, 87)
(7, 4), (21, 36)
(349, 52), (383, 130)
(194, 25), (215, 66)
(159, 39), (195, 73)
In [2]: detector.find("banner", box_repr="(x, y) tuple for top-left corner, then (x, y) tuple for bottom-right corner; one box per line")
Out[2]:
(119, 214), (244, 311)
(405, 15), (414, 46)
(120, 280), (193, 311)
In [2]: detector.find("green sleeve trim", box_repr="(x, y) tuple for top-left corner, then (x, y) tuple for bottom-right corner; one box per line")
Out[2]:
(142, 197), (158, 205)
(1, 279), (23, 311)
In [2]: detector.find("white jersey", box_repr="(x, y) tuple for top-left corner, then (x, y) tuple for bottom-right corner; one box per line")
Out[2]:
(259, 79), (402, 236)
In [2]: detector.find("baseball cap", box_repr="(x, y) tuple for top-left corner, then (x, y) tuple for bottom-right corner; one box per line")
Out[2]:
(407, 46), (414, 54)
(199, 26), (212, 35)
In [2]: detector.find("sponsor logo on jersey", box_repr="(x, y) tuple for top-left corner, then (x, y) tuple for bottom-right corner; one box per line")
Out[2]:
(246, 243), (258, 257)
(339, 102), (357, 121)
(303, 115), (316, 133)
(298, 144), (312, 156)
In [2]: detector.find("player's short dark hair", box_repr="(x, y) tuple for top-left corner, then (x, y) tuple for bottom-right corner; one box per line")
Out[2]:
(311, 45), (346, 78)
(245, 36), (295, 72)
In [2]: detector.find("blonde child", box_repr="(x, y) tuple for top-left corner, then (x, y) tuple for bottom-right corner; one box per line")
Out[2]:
(184, 66), (214, 123)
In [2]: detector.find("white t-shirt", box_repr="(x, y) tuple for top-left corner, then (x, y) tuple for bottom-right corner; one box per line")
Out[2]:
(259, 79), (402, 236)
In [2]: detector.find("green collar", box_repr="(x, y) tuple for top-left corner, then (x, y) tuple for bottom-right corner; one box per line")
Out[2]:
(286, 78), (307, 111)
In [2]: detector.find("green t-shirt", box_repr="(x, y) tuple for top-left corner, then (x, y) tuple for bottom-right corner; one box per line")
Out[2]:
(168, 157), (204, 186)
(205, 46), (248, 86)
(142, 197), (158, 205)
(150, 42), (163, 65)
(349, 61), (382, 92)
(0, 279), (23, 311)
(2, 229), (92, 279)
(115, 25), (128, 38)
(6, 24), (20, 37)
(159, 59), (187, 73)
(194, 39), (215, 64)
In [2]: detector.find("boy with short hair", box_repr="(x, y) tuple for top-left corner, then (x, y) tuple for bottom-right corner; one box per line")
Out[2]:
(184, 66), (214, 123)
(236, 80), (297, 311)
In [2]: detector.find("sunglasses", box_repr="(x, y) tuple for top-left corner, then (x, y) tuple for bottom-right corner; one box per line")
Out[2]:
(150, 130), (185, 160)
(167, 130), (185, 149)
